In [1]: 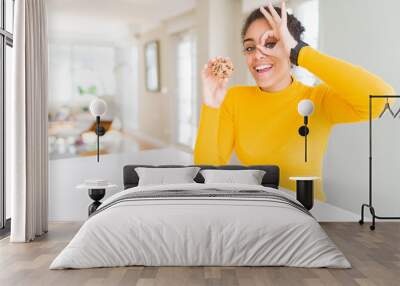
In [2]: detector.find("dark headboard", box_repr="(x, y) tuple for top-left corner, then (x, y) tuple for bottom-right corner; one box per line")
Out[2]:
(123, 165), (280, 190)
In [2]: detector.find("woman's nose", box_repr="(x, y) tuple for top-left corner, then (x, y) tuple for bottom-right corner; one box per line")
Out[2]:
(255, 47), (266, 59)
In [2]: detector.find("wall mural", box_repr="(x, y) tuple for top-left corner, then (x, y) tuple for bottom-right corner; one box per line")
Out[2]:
(193, 2), (395, 202)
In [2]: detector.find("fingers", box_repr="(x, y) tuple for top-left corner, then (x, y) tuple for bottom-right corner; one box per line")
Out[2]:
(281, 1), (287, 26)
(257, 30), (277, 55)
(260, 6), (277, 32)
(201, 64), (209, 80)
(204, 58), (217, 79)
(256, 44), (274, 56)
(259, 30), (275, 45)
(220, 77), (229, 86)
(257, 30), (276, 56)
(207, 58), (214, 68)
(260, 1), (284, 31)
(267, 1), (281, 24)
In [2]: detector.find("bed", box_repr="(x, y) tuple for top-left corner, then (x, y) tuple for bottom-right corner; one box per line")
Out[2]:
(50, 165), (351, 269)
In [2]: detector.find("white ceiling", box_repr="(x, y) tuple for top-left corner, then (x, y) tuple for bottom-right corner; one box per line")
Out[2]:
(46, 0), (197, 36)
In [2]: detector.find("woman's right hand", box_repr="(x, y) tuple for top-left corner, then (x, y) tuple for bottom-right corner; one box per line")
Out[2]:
(201, 57), (230, 108)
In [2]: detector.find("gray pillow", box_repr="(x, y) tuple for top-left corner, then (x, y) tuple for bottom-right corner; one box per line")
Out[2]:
(200, 169), (266, 185)
(135, 167), (201, 186)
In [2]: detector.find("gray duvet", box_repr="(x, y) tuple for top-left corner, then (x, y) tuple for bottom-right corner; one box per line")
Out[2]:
(50, 183), (351, 269)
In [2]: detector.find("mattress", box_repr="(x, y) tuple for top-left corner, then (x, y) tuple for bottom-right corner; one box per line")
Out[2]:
(50, 183), (351, 269)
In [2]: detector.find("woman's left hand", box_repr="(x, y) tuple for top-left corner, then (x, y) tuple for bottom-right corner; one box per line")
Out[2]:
(258, 1), (298, 57)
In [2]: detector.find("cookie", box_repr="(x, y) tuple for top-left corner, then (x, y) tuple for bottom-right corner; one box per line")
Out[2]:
(210, 58), (234, 79)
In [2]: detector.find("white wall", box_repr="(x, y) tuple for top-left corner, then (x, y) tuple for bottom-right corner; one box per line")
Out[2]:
(48, 149), (193, 221)
(115, 46), (139, 132)
(319, 0), (400, 216)
(136, 17), (184, 144)
(196, 0), (245, 88)
(136, 10), (202, 145)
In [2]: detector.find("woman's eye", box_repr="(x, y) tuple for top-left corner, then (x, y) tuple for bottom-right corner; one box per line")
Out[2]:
(264, 42), (276, 49)
(244, 46), (256, 52)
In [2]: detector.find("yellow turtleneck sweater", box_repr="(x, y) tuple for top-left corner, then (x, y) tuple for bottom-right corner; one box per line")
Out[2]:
(194, 46), (395, 201)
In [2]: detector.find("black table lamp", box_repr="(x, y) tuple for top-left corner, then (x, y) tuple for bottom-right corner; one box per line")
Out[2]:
(297, 99), (314, 162)
(89, 98), (107, 162)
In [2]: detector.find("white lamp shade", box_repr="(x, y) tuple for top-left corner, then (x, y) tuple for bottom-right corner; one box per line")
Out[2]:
(89, 98), (107, 117)
(297, 99), (314, 116)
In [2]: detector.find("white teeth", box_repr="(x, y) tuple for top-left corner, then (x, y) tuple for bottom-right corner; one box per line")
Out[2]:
(255, 64), (272, 71)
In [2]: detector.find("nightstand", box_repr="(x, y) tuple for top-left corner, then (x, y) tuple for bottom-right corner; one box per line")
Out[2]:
(289, 176), (320, 210)
(76, 181), (118, 216)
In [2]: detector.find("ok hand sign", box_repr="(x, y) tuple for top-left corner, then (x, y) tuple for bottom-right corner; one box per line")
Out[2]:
(257, 1), (298, 59)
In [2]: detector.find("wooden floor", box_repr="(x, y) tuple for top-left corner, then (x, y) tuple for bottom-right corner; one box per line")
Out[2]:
(0, 222), (399, 286)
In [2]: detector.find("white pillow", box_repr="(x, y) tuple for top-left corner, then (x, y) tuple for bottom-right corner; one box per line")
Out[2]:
(135, 167), (200, 186)
(200, 169), (266, 185)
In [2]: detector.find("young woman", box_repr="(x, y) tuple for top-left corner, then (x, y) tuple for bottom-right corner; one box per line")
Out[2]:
(194, 1), (394, 201)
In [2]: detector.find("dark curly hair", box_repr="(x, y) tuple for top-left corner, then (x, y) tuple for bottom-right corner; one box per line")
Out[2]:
(241, 6), (305, 42)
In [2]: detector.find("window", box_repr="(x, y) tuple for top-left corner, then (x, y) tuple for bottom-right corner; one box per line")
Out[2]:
(176, 31), (197, 148)
(1, 0), (14, 234)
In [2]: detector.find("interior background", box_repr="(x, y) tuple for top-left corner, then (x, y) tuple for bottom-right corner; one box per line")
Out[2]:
(30, 0), (400, 221)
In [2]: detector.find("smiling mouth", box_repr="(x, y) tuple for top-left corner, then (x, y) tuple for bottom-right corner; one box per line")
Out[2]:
(254, 64), (273, 74)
